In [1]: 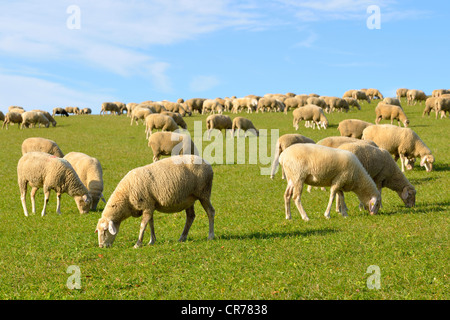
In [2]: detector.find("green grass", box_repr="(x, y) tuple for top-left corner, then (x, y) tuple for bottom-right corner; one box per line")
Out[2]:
(0, 99), (448, 300)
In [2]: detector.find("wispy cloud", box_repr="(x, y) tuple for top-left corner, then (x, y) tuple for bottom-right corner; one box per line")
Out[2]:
(189, 75), (221, 92)
(295, 32), (318, 48)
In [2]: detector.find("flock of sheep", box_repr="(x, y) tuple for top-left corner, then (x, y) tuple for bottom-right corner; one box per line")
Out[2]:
(6, 86), (448, 248)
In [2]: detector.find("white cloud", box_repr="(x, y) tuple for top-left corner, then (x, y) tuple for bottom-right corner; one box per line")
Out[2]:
(189, 75), (221, 92)
(295, 32), (318, 48)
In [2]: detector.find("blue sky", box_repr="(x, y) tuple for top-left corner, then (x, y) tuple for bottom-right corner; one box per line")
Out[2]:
(0, 0), (448, 114)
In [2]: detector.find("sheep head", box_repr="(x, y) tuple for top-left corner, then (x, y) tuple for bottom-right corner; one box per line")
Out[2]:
(74, 193), (92, 214)
(400, 186), (416, 208)
(96, 217), (118, 248)
(420, 155), (435, 172)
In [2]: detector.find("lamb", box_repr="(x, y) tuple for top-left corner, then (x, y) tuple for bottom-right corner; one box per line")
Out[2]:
(148, 132), (199, 162)
(279, 143), (381, 221)
(32, 109), (57, 127)
(270, 133), (315, 179)
(343, 97), (361, 110)
(20, 111), (50, 129)
(337, 119), (374, 139)
(63, 152), (105, 211)
(292, 104), (328, 130)
(100, 102), (120, 115)
(317, 136), (378, 148)
(206, 114), (233, 139)
(337, 142), (416, 208)
(17, 151), (92, 217)
(21, 137), (64, 157)
(362, 124), (435, 172)
(145, 113), (179, 139)
(52, 107), (69, 117)
(184, 98), (206, 114)
(352, 90), (371, 103)
(407, 89), (427, 105)
(434, 96), (450, 119)
(95, 155), (215, 248)
(231, 117), (259, 137)
(161, 111), (187, 129)
(366, 88), (384, 100)
(130, 107), (153, 125)
(2, 112), (23, 129)
(396, 88), (409, 100)
(375, 103), (410, 127)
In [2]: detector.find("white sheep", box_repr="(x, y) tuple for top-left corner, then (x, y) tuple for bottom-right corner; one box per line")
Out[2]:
(130, 107), (153, 125)
(63, 152), (105, 211)
(307, 96), (328, 110)
(407, 89), (427, 105)
(352, 90), (371, 103)
(95, 155), (215, 248)
(8, 106), (24, 113)
(202, 99), (224, 114)
(270, 133), (315, 179)
(232, 97), (258, 113)
(206, 114), (233, 139)
(283, 97), (306, 114)
(343, 97), (361, 110)
(362, 124), (435, 172)
(145, 113), (179, 139)
(231, 117), (259, 137)
(375, 102), (410, 127)
(65, 106), (81, 115)
(317, 136), (378, 149)
(2, 112), (23, 129)
(17, 152), (92, 216)
(148, 132), (199, 162)
(161, 101), (190, 116)
(337, 142), (416, 208)
(431, 89), (449, 97)
(396, 88), (409, 100)
(366, 88), (384, 100)
(434, 96), (450, 119)
(337, 119), (374, 139)
(382, 97), (402, 108)
(20, 111), (50, 129)
(292, 104), (328, 130)
(21, 137), (64, 157)
(279, 143), (381, 221)
(100, 102), (120, 115)
(52, 107), (69, 117)
(32, 110), (57, 127)
(184, 98), (206, 114)
(422, 97), (437, 117)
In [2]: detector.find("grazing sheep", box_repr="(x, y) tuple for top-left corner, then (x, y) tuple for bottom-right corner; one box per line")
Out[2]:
(21, 137), (64, 157)
(337, 142), (416, 208)
(148, 132), (199, 162)
(161, 101), (190, 116)
(294, 95), (310, 107)
(130, 107), (153, 125)
(63, 152), (105, 211)
(337, 119), (374, 139)
(184, 98), (206, 114)
(206, 114), (233, 139)
(422, 97), (438, 117)
(17, 152), (92, 216)
(352, 90), (371, 103)
(95, 155), (215, 248)
(52, 107), (69, 117)
(407, 89), (427, 105)
(100, 102), (120, 115)
(141, 101), (167, 113)
(20, 111), (50, 129)
(126, 103), (139, 117)
(328, 97), (349, 113)
(81, 108), (92, 115)
(343, 97), (361, 110)
(396, 88), (409, 100)
(8, 106), (24, 113)
(366, 88), (384, 100)
(232, 97), (258, 113)
(317, 136), (378, 148)
(114, 102), (127, 115)
(342, 89), (356, 98)
(307, 96), (328, 110)
(431, 89), (449, 97)
(202, 99), (224, 114)
(434, 96), (450, 119)
(145, 113), (179, 139)
(32, 110), (57, 127)
(283, 97), (306, 114)
(231, 117), (259, 137)
(257, 97), (280, 113)
(270, 134), (315, 179)
(292, 104), (328, 130)
(375, 103), (410, 127)
(161, 111), (187, 129)
(382, 97), (402, 108)
(362, 124), (435, 172)
(279, 143), (381, 221)
(65, 106), (80, 115)
(2, 112), (23, 129)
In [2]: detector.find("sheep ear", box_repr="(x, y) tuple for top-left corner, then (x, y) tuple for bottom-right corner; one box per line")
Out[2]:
(401, 187), (409, 200)
(369, 197), (377, 212)
(83, 194), (91, 204)
(108, 220), (117, 235)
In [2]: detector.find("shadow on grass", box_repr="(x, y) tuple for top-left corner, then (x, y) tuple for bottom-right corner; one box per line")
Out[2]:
(218, 226), (339, 241)
(378, 201), (450, 216)
(432, 163), (450, 172)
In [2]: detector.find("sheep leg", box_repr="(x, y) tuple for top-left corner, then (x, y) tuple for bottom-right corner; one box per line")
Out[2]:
(399, 154), (406, 172)
(292, 184), (309, 221)
(56, 193), (62, 214)
(199, 199), (215, 240)
(134, 209), (153, 248)
(19, 181), (28, 217)
(337, 191), (348, 217)
(179, 205), (196, 242)
(284, 180), (295, 220)
(324, 186), (339, 219)
(30, 187), (38, 214)
(41, 188), (50, 217)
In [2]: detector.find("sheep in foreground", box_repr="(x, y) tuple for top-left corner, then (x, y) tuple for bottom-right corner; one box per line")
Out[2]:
(231, 117), (259, 137)
(362, 124), (435, 172)
(279, 143), (381, 221)
(2, 112), (23, 129)
(21, 137), (64, 157)
(148, 132), (199, 162)
(95, 155), (215, 248)
(145, 113), (179, 139)
(20, 111), (50, 129)
(337, 119), (374, 139)
(337, 142), (416, 208)
(270, 134), (315, 179)
(292, 104), (328, 130)
(63, 152), (105, 211)
(375, 103), (410, 127)
(17, 152), (92, 216)
(52, 107), (69, 117)
(206, 114), (232, 139)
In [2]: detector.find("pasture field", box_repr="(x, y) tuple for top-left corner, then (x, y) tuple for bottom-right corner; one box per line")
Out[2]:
(0, 99), (448, 300)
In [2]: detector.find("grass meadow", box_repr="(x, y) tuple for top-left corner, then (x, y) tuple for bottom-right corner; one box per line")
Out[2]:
(0, 99), (448, 300)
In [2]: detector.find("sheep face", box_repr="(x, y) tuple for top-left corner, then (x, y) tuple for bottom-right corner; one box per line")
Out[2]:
(420, 155), (435, 172)
(96, 218), (118, 248)
(399, 186), (416, 208)
(74, 194), (92, 214)
(363, 196), (381, 215)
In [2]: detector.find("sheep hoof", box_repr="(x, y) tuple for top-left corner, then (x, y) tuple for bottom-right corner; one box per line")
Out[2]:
(133, 243), (142, 249)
